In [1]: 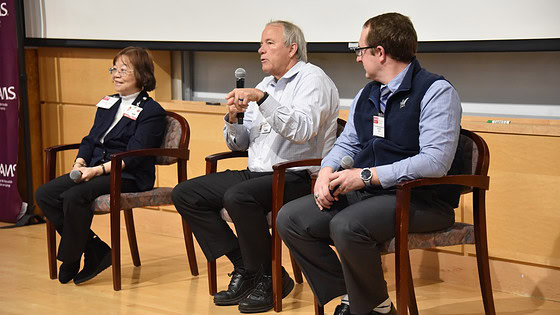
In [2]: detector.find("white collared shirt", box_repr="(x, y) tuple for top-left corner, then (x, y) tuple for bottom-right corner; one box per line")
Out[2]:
(100, 91), (140, 143)
(224, 61), (340, 172)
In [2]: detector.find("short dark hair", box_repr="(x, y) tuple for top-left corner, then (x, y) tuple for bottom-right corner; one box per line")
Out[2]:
(363, 13), (417, 63)
(113, 46), (156, 92)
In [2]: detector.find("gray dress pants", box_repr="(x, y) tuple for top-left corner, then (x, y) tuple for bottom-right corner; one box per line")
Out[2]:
(277, 188), (454, 314)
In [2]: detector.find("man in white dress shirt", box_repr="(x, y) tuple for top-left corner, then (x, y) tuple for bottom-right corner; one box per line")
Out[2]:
(172, 20), (339, 313)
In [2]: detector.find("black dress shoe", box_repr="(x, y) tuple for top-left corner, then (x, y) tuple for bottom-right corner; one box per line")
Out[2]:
(214, 269), (258, 306)
(58, 260), (80, 284)
(334, 303), (351, 315)
(74, 236), (111, 285)
(238, 267), (295, 313)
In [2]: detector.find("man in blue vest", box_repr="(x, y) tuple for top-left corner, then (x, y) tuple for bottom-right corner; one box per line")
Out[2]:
(277, 13), (462, 315)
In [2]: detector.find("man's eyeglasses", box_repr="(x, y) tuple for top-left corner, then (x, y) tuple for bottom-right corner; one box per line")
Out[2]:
(353, 46), (375, 57)
(109, 67), (134, 76)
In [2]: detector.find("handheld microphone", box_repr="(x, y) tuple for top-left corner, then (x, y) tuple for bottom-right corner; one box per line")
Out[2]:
(69, 169), (83, 183)
(330, 156), (354, 196)
(234, 68), (246, 124)
(338, 155), (354, 172)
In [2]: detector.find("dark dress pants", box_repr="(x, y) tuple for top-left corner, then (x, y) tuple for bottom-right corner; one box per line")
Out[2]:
(277, 189), (455, 314)
(36, 173), (138, 263)
(171, 169), (311, 273)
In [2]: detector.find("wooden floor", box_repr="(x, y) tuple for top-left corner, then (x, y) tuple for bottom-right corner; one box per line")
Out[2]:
(1, 219), (559, 315)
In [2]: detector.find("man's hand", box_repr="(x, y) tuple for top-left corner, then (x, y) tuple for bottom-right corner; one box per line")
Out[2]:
(225, 88), (265, 114)
(313, 167), (336, 210)
(328, 167), (380, 198)
(328, 168), (364, 197)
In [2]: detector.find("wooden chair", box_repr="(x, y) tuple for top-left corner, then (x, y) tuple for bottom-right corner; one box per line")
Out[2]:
(204, 118), (347, 312)
(273, 129), (494, 315)
(45, 111), (199, 291)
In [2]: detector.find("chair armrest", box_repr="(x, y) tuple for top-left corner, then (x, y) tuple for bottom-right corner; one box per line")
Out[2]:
(45, 143), (81, 154)
(395, 174), (490, 191)
(109, 147), (189, 160)
(393, 174), (490, 261)
(205, 151), (248, 162)
(272, 158), (322, 172)
(44, 143), (81, 181)
(205, 151), (248, 174)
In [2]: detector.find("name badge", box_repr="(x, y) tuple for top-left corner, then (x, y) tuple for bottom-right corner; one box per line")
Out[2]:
(259, 122), (272, 134)
(373, 115), (385, 138)
(123, 105), (143, 120)
(96, 96), (119, 109)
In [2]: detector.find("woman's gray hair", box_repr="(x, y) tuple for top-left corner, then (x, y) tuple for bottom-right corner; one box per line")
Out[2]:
(267, 20), (308, 63)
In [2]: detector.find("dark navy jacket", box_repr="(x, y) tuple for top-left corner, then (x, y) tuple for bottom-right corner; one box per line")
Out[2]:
(77, 90), (166, 191)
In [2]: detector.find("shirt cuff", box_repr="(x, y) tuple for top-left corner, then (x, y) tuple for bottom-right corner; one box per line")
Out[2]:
(375, 164), (396, 189)
(258, 93), (277, 119)
(224, 114), (238, 137)
(321, 159), (339, 171)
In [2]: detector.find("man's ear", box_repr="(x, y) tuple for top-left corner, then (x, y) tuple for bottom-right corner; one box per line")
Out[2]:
(289, 43), (298, 58)
(375, 45), (387, 63)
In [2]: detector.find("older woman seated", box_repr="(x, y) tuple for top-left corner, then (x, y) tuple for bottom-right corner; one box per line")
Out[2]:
(36, 46), (167, 285)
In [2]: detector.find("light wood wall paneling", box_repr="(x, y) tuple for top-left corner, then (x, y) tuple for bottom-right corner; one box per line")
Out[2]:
(37, 47), (171, 105)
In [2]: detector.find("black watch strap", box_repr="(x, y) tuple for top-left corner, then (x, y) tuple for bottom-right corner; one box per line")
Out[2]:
(257, 91), (269, 106)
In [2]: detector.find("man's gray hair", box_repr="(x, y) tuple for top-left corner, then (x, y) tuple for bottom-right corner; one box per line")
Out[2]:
(267, 20), (308, 63)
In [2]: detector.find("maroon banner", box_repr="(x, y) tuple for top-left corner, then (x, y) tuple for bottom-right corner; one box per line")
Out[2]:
(0, 0), (24, 222)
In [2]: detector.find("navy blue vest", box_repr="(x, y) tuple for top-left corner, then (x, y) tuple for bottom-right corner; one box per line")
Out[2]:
(353, 58), (463, 207)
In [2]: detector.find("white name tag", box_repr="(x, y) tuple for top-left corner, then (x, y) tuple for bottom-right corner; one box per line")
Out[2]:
(259, 122), (272, 134)
(373, 115), (385, 138)
(96, 96), (119, 109)
(123, 105), (143, 120)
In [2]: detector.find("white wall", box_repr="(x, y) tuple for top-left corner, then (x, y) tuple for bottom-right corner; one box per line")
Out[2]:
(25, 0), (560, 42)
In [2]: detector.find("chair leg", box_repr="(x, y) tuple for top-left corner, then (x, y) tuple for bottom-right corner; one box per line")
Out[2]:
(208, 260), (217, 295)
(181, 218), (199, 276)
(475, 244), (496, 315)
(474, 220), (496, 311)
(110, 208), (121, 291)
(123, 209), (140, 267)
(407, 258), (419, 315)
(314, 296), (324, 315)
(46, 219), (57, 279)
(474, 191), (496, 315)
(289, 250), (303, 284)
(272, 225), (283, 312)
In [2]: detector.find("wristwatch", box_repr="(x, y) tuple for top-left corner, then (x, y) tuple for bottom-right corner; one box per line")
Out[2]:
(360, 168), (373, 187)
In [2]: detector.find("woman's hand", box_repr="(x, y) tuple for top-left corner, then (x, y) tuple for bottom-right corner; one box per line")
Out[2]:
(72, 158), (87, 171)
(80, 166), (103, 182)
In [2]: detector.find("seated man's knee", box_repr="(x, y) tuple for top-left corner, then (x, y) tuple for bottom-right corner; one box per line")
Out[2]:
(222, 185), (251, 215)
(276, 204), (297, 238)
(172, 180), (203, 212)
(329, 215), (363, 249)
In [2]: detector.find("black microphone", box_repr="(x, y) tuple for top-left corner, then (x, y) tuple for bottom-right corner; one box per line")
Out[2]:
(69, 170), (82, 183)
(330, 156), (354, 196)
(235, 68), (246, 124)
